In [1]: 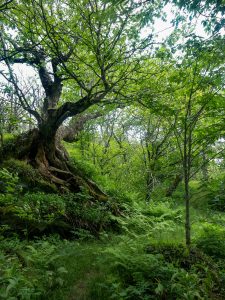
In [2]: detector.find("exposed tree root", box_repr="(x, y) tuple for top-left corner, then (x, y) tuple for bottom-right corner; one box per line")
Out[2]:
(0, 129), (108, 201)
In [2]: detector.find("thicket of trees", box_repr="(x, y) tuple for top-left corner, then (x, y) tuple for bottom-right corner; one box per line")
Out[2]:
(0, 0), (225, 244)
(0, 0), (225, 299)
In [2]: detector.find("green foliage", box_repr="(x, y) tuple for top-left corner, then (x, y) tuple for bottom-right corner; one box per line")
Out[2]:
(3, 159), (57, 193)
(0, 192), (65, 216)
(116, 201), (183, 241)
(205, 174), (225, 211)
(0, 189), (118, 238)
(143, 202), (183, 223)
(64, 192), (116, 236)
(0, 168), (21, 194)
(67, 144), (135, 203)
(90, 237), (220, 300)
(21, 193), (66, 222)
(0, 135), (18, 163)
(0, 192), (67, 238)
(66, 147), (100, 180)
(1, 188), (225, 299)
(3, 159), (41, 183)
(195, 224), (225, 259)
(0, 237), (67, 300)
(0, 0), (225, 298)
(1, 133), (15, 144)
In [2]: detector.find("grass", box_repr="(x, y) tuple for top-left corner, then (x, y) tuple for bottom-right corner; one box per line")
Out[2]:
(1, 196), (225, 299)
(47, 237), (117, 300)
(45, 196), (225, 300)
(2, 168), (225, 299)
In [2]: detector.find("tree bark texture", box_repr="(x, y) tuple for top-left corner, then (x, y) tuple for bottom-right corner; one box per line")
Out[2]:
(0, 127), (107, 200)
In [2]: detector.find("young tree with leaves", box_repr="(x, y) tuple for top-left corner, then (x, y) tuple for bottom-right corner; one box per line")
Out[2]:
(170, 41), (225, 246)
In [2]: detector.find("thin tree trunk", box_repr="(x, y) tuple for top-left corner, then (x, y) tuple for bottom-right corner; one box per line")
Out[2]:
(184, 174), (191, 247)
(0, 131), (3, 147)
(183, 96), (192, 248)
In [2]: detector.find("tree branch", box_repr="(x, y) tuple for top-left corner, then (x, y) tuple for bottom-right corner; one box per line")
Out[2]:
(0, 0), (13, 11)
(54, 90), (108, 129)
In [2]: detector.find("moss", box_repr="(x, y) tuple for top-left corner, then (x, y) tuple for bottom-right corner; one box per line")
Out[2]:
(35, 179), (58, 193)
(3, 159), (41, 182)
(0, 135), (17, 163)
(2, 159), (57, 193)
(0, 129), (38, 162)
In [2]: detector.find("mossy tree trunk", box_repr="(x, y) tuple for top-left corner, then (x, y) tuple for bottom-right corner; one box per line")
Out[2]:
(2, 126), (107, 199)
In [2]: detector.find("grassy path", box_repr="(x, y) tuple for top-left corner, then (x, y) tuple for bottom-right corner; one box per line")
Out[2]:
(46, 204), (225, 300)
(47, 238), (114, 300)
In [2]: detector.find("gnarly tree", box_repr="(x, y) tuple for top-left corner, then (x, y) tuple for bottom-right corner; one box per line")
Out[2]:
(0, 0), (161, 193)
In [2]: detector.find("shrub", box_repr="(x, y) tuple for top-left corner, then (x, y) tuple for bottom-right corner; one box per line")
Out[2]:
(0, 168), (21, 194)
(192, 174), (225, 211)
(0, 192), (66, 220)
(0, 192), (68, 238)
(195, 224), (225, 259)
(3, 159), (57, 193)
(207, 174), (225, 211)
(68, 156), (101, 180)
(0, 191), (119, 239)
(94, 238), (217, 300)
(22, 193), (66, 222)
(143, 202), (183, 223)
(64, 192), (115, 236)
(0, 237), (67, 299)
(3, 159), (41, 183)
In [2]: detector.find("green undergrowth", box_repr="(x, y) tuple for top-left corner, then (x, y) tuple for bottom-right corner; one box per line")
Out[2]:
(1, 166), (225, 299)
(2, 159), (58, 193)
(1, 201), (225, 299)
(47, 229), (225, 300)
(0, 167), (122, 239)
(0, 190), (120, 239)
(42, 201), (225, 299)
(0, 235), (68, 299)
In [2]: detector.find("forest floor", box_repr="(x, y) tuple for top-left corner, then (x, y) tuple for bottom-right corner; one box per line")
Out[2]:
(1, 155), (225, 299)
(46, 203), (225, 300)
(1, 189), (225, 299)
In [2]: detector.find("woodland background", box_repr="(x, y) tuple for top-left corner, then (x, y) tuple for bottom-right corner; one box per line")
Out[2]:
(0, 0), (225, 299)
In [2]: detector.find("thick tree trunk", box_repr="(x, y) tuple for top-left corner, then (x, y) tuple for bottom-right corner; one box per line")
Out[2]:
(1, 127), (107, 200)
